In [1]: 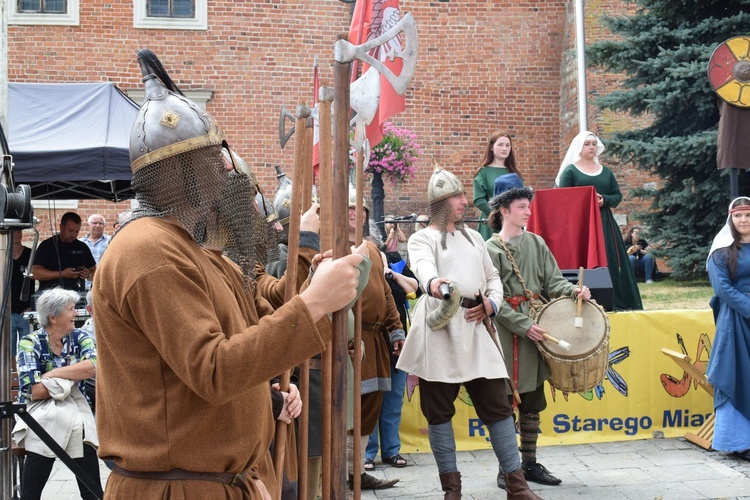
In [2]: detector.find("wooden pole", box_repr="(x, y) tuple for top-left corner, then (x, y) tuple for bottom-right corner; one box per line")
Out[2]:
(351, 148), (365, 499)
(330, 35), (352, 499)
(273, 104), (309, 495)
(296, 111), (316, 500)
(316, 86), (335, 500)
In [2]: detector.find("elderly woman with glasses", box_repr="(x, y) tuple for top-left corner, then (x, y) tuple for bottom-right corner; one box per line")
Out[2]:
(14, 287), (101, 500)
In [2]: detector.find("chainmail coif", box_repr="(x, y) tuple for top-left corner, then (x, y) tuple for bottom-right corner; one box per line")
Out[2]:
(126, 143), (268, 291)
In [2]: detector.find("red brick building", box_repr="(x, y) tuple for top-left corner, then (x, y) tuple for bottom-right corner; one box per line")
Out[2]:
(7, 0), (653, 241)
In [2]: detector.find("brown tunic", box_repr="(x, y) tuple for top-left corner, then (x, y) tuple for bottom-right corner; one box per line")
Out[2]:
(355, 241), (403, 434)
(93, 218), (329, 499)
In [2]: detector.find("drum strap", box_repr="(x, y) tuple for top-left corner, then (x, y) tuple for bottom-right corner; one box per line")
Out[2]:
(492, 235), (545, 314)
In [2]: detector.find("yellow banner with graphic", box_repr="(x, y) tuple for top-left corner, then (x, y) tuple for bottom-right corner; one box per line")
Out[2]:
(399, 309), (715, 452)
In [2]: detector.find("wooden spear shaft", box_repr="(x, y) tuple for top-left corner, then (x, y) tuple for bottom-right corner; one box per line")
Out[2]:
(273, 105), (308, 494)
(330, 38), (352, 500)
(351, 148), (365, 498)
(296, 117), (315, 500)
(317, 87), (335, 500)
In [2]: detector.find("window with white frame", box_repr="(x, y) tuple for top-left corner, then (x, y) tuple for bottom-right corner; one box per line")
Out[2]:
(134, 0), (207, 30)
(7, 0), (79, 26)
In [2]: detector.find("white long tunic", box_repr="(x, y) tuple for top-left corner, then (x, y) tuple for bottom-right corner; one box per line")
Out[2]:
(396, 227), (508, 383)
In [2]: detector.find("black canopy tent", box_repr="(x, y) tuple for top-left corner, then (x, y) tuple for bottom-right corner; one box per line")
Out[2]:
(8, 82), (139, 202)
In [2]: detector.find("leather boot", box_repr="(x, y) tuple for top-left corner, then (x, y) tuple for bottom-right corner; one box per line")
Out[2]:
(438, 471), (462, 499)
(503, 468), (542, 500)
(497, 465), (506, 489)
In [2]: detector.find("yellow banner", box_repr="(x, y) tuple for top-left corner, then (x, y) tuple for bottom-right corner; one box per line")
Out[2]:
(399, 309), (715, 452)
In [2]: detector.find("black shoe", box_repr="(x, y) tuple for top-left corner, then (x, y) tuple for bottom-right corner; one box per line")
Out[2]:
(496, 466), (506, 490)
(734, 449), (750, 461)
(348, 472), (399, 490)
(522, 462), (562, 486)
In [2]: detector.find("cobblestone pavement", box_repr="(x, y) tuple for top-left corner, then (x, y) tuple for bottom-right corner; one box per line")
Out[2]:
(29, 437), (750, 499)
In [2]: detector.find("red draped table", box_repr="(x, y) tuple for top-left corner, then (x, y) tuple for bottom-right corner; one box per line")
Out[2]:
(526, 186), (608, 269)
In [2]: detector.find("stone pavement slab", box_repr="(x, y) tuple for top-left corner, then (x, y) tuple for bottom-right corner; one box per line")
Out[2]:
(25, 437), (750, 499)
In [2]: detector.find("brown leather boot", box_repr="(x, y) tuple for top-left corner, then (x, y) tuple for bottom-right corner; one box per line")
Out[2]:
(503, 468), (542, 500)
(439, 471), (462, 499)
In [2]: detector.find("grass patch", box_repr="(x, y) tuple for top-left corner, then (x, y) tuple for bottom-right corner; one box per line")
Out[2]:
(638, 278), (714, 310)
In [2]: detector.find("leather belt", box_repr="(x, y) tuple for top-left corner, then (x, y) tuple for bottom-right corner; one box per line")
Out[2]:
(460, 297), (482, 309)
(112, 465), (255, 494)
(361, 321), (383, 333)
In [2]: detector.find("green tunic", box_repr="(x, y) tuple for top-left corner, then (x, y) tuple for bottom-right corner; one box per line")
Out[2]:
(473, 165), (509, 240)
(558, 164), (643, 311)
(486, 232), (576, 394)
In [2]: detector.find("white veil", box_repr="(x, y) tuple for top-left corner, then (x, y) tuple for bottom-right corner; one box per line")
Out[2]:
(554, 131), (606, 186)
(706, 196), (750, 268)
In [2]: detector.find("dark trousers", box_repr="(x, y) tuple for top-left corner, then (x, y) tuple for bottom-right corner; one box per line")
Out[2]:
(22, 444), (101, 500)
(418, 377), (513, 426)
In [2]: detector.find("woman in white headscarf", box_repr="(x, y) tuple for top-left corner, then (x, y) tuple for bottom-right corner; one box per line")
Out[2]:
(555, 131), (642, 311)
(706, 196), (750, 461)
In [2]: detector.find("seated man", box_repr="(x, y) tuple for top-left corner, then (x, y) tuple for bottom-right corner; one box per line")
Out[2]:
(623, 225), (657, 284)
(33, 212), (96, 294)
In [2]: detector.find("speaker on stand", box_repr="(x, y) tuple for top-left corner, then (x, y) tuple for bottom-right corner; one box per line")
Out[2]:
(560, 267), (614, 312)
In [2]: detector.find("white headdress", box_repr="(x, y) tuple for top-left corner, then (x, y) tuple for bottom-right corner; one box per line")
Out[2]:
(554, 131), (606, 187)
(706, 196), (750, 268)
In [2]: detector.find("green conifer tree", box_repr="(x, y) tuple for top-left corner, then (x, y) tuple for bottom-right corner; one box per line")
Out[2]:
(587, 0), (750, 279)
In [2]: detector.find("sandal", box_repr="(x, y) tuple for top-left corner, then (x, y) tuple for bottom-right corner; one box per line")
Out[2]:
(363, 458), (376, 471)
(382, 454), (408, 468)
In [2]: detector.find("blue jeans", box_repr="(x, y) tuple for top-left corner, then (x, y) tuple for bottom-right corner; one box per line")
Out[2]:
(10, 313), (30, 357)
(629, 254), (656, 281)
(366, 366), (407, 460)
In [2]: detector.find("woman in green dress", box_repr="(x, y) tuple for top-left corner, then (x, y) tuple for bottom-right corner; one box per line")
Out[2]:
(473, 131), (522, 240)
(555, 131), (643, 310)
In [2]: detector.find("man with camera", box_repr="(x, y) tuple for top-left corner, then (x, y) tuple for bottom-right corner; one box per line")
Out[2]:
(32, 212), (97, 294)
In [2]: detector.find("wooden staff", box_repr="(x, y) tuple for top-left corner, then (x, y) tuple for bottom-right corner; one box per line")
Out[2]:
(317, 86), (335, 500)
(328, 35), (353, 499)
(296, 116), (315, 500)
(274, 103), (310, 494)
(351, 147), (365, 498)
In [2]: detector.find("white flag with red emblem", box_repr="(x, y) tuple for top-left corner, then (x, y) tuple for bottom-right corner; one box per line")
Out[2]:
(349, 0), (406, 147)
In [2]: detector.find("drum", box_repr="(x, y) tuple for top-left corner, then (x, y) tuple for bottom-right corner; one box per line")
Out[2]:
(531, 296), (610, 393)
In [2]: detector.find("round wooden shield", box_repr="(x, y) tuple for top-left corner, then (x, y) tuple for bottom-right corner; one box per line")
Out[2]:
(708, 36), (750, 108)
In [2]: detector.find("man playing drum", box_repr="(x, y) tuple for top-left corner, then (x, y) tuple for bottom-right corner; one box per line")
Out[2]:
(485, 187), (591, 489)
(397, 168), (541, 500)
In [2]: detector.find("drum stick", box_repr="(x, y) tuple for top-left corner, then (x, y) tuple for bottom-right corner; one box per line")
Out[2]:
(542, 332), (572, 352)
(575, 266), (584, 328)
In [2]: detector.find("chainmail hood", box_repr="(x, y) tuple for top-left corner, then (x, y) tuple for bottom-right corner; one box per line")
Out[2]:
(126, 49), (267, 289)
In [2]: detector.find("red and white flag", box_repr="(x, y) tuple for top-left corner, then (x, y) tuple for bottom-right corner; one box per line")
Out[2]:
(348, 0), (406, 148)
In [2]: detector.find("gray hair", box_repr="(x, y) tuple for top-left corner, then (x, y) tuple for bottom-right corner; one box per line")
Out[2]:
(86, 289), (94, 308)
(36, 288), (80, 328)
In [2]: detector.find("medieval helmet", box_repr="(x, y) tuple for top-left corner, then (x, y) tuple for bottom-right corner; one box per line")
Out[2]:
(129, 49), (226, 174)
(427, 167), (465, 204)
(273, 166), (292, 226)
(347, 186), (370, 211)
(256, 191), (278, 223)
(127, 49), (267, 289)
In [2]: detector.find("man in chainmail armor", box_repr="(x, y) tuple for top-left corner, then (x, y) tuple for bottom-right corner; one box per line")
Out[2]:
(93, 49), (363, 499)
(397, 167), (541, 499)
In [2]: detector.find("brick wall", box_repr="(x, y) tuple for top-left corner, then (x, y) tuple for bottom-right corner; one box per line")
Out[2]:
(8, 0), (651, 238)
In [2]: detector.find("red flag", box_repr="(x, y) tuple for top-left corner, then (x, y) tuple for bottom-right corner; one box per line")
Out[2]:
(348, 0), (406, 148)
